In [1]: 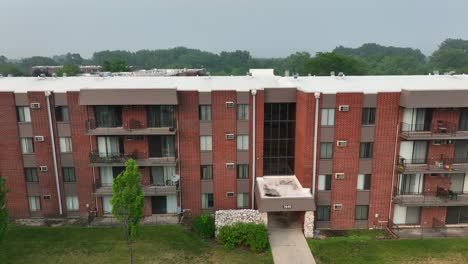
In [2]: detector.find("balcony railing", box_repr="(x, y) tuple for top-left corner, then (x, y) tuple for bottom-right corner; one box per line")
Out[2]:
(394, 186), (468, 206)
(400, 121), (459, 139)
(89, 152), (136, 164)
(86, 119), (177, 134)
(398, 155), (468, 173)
(86, 119), (123, 130)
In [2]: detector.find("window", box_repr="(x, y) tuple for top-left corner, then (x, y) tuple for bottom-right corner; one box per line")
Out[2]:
(321, 108), (335, 126)
(97, 136), (121, 156)
(357, 174), (371, 190)
(362, 108), (376, 125)
(202, 193), (214, 209)
(17, 106), (31, 122)
(59, 137), (73, 153)
(263, 103), (296, 175)
(28, 196), (41, 212)
(201, 165), (213, 180)
(55, 106), (69, 122)
(20, 137), (34, 154)
(66, 195), (79, 211)
(62, 167), (76, 182)
(151, 166), (176, 186)
(318, 175), (332, 191)
(200, 136), (212, 151)
(320, 143), (333, 159)
(237, 164), (249, 179)
(25, 168), (38, 182)
(237, 135), (249, 151)
(317, 206), (330, 221)
(237, 193), (249, 208)
(148, 135), (175, 157)
(355, 205), (369, 220)
(237, 104), (249, 120)
(199, 105), (212, 121)
(147, 105), (175, 127)
(95, 106), (122, 127)
(359, 142), (373, 158)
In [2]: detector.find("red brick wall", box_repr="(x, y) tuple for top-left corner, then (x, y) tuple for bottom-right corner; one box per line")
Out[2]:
(421, 207), (446, 227)
(424, 174), (451, 195)
(212, 91), (237, 210)
(68, 92), (96, 216)
(426, 109), (459, 164)
(330, 93), (363, 229)
(295, 91), (315, 188)
(0, 92), (30, 218)
(28, 92), (61, 217)
(178, 91), (202, 215)
(254, 90), (264, 178)
(369, 93), (400, 228)
(123, 106), (147, 129)
(124, 136), (149, 158)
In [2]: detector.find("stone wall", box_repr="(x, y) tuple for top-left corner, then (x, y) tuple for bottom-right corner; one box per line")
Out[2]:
(304, 211), (315, 238)
(214, 209), (267, 236)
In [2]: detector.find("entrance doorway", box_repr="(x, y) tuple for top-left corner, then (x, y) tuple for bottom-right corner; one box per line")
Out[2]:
(152, 196), (167, 214)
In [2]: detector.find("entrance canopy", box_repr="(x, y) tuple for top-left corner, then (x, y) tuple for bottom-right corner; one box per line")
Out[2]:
(255, 175), (315, 212)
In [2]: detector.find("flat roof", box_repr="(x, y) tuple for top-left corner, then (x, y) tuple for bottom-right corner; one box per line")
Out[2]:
(1, 74), (468, 94)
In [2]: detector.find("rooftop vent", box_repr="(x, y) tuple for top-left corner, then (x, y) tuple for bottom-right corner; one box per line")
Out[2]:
(330, 71), (335, 77)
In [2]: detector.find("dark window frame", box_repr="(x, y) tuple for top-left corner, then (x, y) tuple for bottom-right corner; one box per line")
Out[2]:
(200, 165), (213, 180)
(317, 206), (331, 221)
(25, 168), (39, 183)
(320, 142), (333, 159)
(55, 106), (69, 122)
(199, 105), (212, 121)
(62, 167), (76, 183)
(359, 142), (374, 159)
(362, 108), (376, 125)
(237, 104), (249, 120)
(237, 164), (249, 179)
(355, 205), (369, 220)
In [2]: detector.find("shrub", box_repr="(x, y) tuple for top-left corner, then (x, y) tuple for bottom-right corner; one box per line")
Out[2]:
(217, 223), (269, 252)
(192, 213), (215, 238)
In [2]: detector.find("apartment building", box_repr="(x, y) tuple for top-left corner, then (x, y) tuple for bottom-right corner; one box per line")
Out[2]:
(0, 70), (467, 230)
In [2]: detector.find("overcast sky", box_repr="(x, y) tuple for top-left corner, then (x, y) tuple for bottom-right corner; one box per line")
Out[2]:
(0, 0), (467, 59)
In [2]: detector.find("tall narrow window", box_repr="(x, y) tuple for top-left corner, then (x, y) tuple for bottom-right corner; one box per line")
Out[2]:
(95, 106), (122, 127)
(55, 106), (69, 122)
(237, 164), (249, 179)
(28, 196), (41, 212)
(362, 108), (376, 125)
(17, 106), (31, 122)
(200, 136), (212, 151)
(317, 206), (330, 221)
(359, 142), (373, 158)
(200, 165), (213, 180)
(237, 104), (249, 120)
(199, 105), (212, 121)
(100, 167), (114, 187)
(59, 137), (73, 153)
(237, 193), (249, 208)
(355, 205), (369, 220)
(62, 167), (76, 182)
(320, 143), (333, 159)
(318, 175), (332, 191)
(66, 195), (79, 211)
(148, 136), (175, 157)
(20, 137), (34, 154)
(357, 174), (371, 190)
(97, 136), (121, 157)
(237, 135), (249, 151)
(202, 193), (214, 209)
(147, 105), (175, 127)
(151, 166), (176, 186)
(25, 168), (38, 182)
(321, 108), (335, 126)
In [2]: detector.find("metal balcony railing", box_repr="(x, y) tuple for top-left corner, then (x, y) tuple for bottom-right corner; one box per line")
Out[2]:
(86, 119), (176, 132)
(400, 121), (458, 138)
(86, 119), (123, 130)
(89, 152), (136, 164)
(398, 155), (468, 172)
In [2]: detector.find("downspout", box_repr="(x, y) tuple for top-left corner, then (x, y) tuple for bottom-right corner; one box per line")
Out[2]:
(388, 123), (400, 224)
(312, 92), (320, 197)
(251, 89), (257, 209)
(177, 108), (182, 212)
(45, 91), (63, 215)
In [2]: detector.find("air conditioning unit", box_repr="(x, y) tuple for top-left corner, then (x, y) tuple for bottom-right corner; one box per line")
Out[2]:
(226, 192), (234, 197)
(225, 101), (235, 108)
(335, 173), (345, 180)
(338, 105), (349, 112)
(34, 136), (45, 142)
(226, 163), (235, 169)
(225, 133), (235, 140)
(30, 103), (41, 109)
(337, 140), (347, 147)
(39, 166), (48, 172)
(43, 195), (51, 200)
(333, 204), (343, 210)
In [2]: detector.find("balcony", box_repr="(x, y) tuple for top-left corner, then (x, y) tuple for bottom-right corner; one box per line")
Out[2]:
(398, 156), (468, 173)
(86, 119), (176, 136)
(394, 186), (468, 207)
(400, 121), (468, 140)
(89, 151), (177, 167)
(93, 180), (178, 197)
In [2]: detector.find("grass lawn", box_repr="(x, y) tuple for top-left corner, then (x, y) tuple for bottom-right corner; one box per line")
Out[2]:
(308, 230), (468, 264)
(0, 225), (272, 264)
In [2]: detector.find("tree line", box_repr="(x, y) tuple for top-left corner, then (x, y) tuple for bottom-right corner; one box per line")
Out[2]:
(1, 38), (468, 77)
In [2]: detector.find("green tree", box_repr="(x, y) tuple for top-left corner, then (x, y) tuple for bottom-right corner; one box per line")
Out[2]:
(0, 176), (9, 240)
(102, 58), (129, 72)
(429, 39), (468, 73)
(111, 159), (144, 264)
(56, 64), (80, 76)
(300, 52), (368, 76)
(0, 64), (23, 76)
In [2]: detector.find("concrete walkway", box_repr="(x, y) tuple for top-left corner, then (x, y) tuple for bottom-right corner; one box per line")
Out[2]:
(394, 226), (468, 239)
(268, 213), (316, 264)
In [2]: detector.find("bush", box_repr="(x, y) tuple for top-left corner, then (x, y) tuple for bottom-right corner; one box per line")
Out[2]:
(217, 223), (269, 252)
(192, 214), (215, 238)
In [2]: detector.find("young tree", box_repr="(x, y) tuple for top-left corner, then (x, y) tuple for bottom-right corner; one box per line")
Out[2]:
(111, 159), (144, 264)
(0, 176), (9, 240)
(56, 64), (81, 76)
(300, 52), (368, 76)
